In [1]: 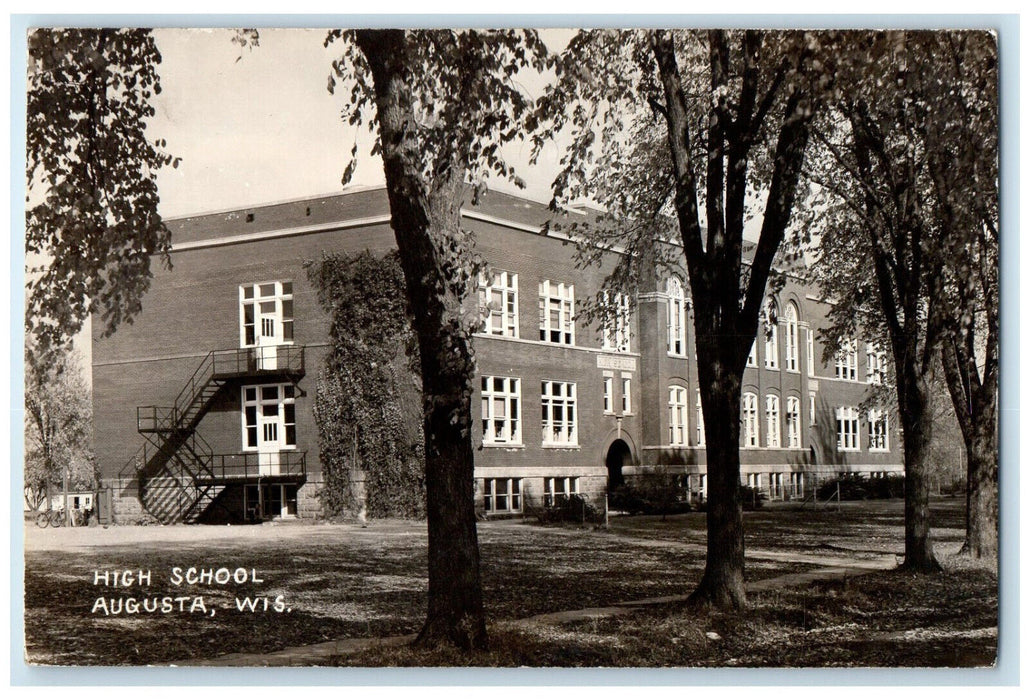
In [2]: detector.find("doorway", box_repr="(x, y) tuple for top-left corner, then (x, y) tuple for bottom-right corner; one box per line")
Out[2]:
(606, 439), (632, 489)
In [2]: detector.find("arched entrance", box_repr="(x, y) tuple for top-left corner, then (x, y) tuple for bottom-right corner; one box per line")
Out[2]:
(606, 439), (632, 490)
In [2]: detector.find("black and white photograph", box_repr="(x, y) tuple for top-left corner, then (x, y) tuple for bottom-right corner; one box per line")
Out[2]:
(19, 21), (1002, 671)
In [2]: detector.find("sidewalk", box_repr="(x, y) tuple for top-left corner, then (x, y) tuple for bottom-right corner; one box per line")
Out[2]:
(177, 550), (896, 667)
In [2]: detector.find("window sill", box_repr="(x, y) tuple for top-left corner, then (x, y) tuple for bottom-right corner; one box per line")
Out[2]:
(482, 443), (525, 449)
(542, 443), (581, 450)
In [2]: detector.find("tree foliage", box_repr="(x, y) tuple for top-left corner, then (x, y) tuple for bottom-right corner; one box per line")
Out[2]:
(24, 339), (95, 511)
(307, 251), (425, 519)
(26, 28), (177, 350)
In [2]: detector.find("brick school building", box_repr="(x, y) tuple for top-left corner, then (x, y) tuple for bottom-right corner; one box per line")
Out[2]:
(92, 186), (902, 523)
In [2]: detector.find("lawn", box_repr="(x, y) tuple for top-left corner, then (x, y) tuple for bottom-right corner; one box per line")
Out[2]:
(23, 497), (989, 667)
(337, 562), (996, 667)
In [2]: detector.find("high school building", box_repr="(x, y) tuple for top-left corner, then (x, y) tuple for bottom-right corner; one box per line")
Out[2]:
(92, 186), (903, 523)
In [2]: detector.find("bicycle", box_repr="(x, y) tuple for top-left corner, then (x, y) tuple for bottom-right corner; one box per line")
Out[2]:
(35, 508), (66, 528)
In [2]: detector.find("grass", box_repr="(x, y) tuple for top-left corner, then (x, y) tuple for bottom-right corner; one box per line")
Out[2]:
(23, 497), (989, 667)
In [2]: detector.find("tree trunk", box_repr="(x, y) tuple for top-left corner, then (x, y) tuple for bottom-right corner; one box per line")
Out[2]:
(962, 421), (998, 559)
(896, 367), (942, 572)
(355, 28), (487, 651)
(960, 401), (998, 559)
(940, 335), (998, 561)
(689, 322), (747, 609)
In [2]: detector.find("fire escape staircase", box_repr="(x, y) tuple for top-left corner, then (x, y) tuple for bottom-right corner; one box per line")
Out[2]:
(121, 346), (305, 524)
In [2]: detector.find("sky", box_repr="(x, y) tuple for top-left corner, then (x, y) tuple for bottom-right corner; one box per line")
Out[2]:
(148, 28), (570, 218)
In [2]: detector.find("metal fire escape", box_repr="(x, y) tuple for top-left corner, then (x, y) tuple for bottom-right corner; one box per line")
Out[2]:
(118, 346), (306, 523)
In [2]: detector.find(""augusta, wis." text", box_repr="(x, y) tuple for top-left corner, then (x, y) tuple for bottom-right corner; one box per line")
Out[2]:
(89, 568), (290, 616)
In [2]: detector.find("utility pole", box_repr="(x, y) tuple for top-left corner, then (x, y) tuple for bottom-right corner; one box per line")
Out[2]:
(63, 460), (70, 527)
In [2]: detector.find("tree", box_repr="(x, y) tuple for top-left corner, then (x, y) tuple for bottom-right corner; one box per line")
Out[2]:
(536, 29), (829, 608)
(26, 28), (178, 350)
(326, 29), (552, 649)
(24, 339), (95, 515)
(924, 32), (999, 560)
(807, 30), (998, 570)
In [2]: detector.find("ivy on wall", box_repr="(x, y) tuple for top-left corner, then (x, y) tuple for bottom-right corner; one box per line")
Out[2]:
(307, 251), (426, 519)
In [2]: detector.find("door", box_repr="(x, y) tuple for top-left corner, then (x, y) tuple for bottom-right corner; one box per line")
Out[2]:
(243, 385), (296, 476)
(256, 299), (280, 370)
(258, 398), (282, 475)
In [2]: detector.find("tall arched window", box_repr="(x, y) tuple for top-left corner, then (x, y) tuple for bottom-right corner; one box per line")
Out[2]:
(764, 299), (779, 369)
(765, 394), (781, 447)
(784, 302), (799, 371)
(741, 393), (759, 448)
(785, 396), (801, 448)
(666, 277), (686, 356)
(668, 385), (688, 446)
(695, 390), (705, 446)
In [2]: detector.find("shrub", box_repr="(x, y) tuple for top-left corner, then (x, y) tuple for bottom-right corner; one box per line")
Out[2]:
(816, 473), (904, 501)
(867, 474), (905, 499)
(817, 474), (869, 501)
(609, 482), (691, 516)
(739, 484), (766, 510)
(536, 494), (601, 524)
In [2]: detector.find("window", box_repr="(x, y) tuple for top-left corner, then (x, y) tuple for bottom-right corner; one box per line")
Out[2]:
(765, 394), (781, 447)
(807, 329), (816, 376)
(543, 477), (579, 507)
(668, 386), (688, 446)
(478, 270), (519, 337)
(541, 381), (577, 445)
(603, 376), (614, 414)
(788, 472), (804, 498)
(538, 280), (575, 345)
(869, 409), (890, 451)
(809, 392), (817, 426)
(836, 406), (860, 451)
(242, 383), (296, 450)
(770, 473), (785, 500)
(481, 376), (521, 445)
(621, 376), (632, 414)
(866, 343), (887, 385)
(786, 396), (801, 448)
(667, 277), (686, 356)
(742, 393), (759, 448)
(240, 281), (294, 347)
(602, 291), (631, 353)
(784, 303), (799, 371)
(835, 340), (858, 381)
(695, 390), (706, 447)
(747, 473), (763, 490)
(764, 300), (779, 370)
(747, 341), (758, 367)
(484, 478), (522, 513)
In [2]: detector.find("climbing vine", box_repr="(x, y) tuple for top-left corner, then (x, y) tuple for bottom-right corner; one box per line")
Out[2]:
(307, 250), (425, 519)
